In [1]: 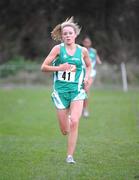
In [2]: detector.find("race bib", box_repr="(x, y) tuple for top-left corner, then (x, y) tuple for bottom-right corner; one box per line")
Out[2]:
(57, 65), (76, 82)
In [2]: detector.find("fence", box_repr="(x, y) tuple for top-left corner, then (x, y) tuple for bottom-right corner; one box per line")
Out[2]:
(0, 63), (139, 90)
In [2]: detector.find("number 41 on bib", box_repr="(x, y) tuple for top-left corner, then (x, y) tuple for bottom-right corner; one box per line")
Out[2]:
(58, 65), (76, 82)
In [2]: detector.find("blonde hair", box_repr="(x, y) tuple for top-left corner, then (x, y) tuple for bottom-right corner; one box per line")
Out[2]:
(51, 17), (81, 41)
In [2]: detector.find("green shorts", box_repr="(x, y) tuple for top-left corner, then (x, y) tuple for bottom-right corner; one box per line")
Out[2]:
(51, 89), (87, 109)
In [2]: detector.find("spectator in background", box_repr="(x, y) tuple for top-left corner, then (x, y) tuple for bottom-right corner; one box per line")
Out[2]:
(82, 36), (102, 118)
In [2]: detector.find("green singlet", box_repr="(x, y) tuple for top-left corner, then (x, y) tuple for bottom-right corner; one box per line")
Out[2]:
(51, 43), (87, 109)
(53, 43), (86, 93)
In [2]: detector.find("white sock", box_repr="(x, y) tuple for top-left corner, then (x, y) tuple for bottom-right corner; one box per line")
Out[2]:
(67, 155), (72, 158)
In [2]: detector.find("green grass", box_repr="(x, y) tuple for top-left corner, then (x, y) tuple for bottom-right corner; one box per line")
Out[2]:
(0, 88), (139, 180)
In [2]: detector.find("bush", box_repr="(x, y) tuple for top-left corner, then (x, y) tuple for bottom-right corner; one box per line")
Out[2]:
(0, 56), (39, 77)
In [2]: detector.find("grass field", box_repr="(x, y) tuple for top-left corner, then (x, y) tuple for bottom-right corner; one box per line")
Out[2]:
(0, 87), (139, 180)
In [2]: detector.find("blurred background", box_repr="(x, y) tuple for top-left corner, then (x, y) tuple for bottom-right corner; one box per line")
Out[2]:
(0, 0), (139, 89)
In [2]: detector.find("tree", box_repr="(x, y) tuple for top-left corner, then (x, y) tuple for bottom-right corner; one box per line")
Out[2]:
(0, 0), (139, 64)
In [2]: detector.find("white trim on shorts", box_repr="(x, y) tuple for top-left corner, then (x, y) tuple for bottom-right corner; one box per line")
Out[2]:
(90, 69), (96, 78)
(51, 90), (65, 109)
(72, 89), (87, 101)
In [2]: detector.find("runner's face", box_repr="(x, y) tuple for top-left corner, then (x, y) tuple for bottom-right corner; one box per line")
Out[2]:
(82, 38), (92, 48)
(62, 26), (76, 45)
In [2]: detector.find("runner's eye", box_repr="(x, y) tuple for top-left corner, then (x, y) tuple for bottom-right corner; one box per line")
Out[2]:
(63, 32), (68, 36)
(69, 32), (73, 35)
(63, 32), (73, 36)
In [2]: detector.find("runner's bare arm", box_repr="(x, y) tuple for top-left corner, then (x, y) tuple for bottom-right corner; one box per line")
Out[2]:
(41, 45), (71, 72)
(82, 47), (92, 81)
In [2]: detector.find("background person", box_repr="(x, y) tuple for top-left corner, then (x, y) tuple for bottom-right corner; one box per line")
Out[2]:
(41, 17), (91, 164)
(82, 36), (102, 118)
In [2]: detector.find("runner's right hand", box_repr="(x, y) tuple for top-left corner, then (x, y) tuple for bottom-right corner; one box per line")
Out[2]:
(59, 63), (71, 71)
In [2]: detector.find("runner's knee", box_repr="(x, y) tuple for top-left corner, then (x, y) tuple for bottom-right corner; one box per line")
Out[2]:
(70, 117), (79, 129)
(61, 129), (69, 135)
